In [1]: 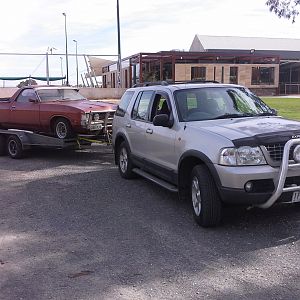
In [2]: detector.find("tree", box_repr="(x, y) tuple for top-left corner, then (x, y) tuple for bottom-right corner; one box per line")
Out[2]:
(17, 78), (37, 88)
(266, 0), (300, 22)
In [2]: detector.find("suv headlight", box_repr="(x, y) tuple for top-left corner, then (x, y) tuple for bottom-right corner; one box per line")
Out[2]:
(219, 146), (266, 166)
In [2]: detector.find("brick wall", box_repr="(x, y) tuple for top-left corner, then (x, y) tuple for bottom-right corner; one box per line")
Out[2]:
(175, 63), (279, 92)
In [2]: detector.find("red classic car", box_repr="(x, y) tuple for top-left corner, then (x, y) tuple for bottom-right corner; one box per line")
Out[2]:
(0, 86), (116, 139)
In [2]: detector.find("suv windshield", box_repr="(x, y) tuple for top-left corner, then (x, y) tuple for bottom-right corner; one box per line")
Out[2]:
(174, 86), (275, 122)
(36, 89), (86, 101)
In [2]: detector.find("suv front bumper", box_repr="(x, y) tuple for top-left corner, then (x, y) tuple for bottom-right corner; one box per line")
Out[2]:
(215, 138), (300, 207)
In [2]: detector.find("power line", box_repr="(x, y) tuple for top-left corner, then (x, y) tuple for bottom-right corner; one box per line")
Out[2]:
(31, 55), (46, 75)
(0, 52), (118, 57)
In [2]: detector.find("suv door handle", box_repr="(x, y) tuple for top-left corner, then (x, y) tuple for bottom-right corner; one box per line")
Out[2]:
(146, 128), (153, 134)
(126, 123), (131, 128)
(11, 106), (16, 109)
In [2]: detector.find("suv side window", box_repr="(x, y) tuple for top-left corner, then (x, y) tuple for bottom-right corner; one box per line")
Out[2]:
(131, 91), (153, 121)
(115, 91), (135, 117)
(150, 92), (171, 121)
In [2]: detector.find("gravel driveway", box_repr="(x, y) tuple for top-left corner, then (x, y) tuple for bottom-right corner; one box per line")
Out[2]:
(0, 144), (299, 300)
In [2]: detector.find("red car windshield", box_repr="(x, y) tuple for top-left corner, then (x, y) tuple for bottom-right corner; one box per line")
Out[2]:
(36, 89), (86, 101)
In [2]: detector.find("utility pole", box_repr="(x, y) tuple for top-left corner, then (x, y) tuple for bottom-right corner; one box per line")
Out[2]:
(62, 13), (69, 86)
(73, 40), (79, 87)
(60, 57), (64, 85)
(46, 51), (49, 85)
(116, 0), (122, 88)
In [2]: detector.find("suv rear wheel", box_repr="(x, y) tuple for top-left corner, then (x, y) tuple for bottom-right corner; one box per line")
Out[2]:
(117, 141), (135, 179)
(191, 164), (222, 227)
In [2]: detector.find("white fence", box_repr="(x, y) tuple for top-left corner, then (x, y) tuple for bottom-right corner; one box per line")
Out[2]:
(0, 87), (125, 100)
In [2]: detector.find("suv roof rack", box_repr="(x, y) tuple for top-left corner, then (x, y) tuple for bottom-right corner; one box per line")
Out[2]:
(132, 80), (219, 88)
(132, 81), (170, 88)
(175, 80), (219, 84)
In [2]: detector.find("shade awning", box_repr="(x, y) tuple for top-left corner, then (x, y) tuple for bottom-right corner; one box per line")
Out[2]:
(88, 56), (114, 76)
(0, 76), (66, 81)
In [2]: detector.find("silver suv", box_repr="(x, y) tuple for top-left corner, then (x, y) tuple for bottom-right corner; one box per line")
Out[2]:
(112, 82), (300, 227)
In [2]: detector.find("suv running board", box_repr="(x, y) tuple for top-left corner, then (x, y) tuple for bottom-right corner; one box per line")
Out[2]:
(132, 168), (178, 192)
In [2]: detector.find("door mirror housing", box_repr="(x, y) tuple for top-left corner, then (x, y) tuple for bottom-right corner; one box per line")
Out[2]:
(271, 108), (277, 116)
(153, 114), (173, 128)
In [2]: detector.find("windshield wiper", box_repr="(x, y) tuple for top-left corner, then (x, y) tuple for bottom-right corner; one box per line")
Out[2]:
(257, 112), (276, 116)
(213, 113), (254, 120)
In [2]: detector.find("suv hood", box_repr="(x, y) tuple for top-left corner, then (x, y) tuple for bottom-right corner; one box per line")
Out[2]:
(188, 116), (300, 142)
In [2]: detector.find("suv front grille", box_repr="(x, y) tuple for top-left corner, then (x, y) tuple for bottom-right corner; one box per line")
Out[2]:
(265, 143), (296, 161)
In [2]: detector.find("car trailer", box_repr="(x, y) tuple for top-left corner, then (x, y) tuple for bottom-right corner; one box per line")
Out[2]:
(0, 129), (112, 159)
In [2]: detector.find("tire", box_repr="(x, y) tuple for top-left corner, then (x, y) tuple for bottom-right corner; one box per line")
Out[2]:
(7, 135), (23, 159)
(117, 141), (135, 179)
(53, 118), (74, 139)
(190, 164), (222, 227)
(0, 135), (6, 156)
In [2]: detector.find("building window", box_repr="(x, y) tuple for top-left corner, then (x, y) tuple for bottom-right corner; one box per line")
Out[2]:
(221, 66), (224, 83)
(251, 67), (275, 85)
(213, 66), (216, 81)
(125, 69), (128, 88)
(191, 67), (206, 81)
(103, 75), (107, 88)
(112, 73), (116, 88)
(230, 67), (238, 84)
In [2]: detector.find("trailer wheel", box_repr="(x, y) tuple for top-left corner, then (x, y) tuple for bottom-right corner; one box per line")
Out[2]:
(54, 118), (74, 139)
(7, 135), (23, 159)
(0, 135), (6, 156)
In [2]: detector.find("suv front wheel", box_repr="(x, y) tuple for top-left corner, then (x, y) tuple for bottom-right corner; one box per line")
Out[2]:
(191, 164), (222, 227)
(117, 141), (135, 179)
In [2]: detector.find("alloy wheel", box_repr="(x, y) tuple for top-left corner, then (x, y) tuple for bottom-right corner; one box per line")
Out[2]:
(56, 122), (67, 139)
(192, 176), (202, 216)
(119, 147), (128, 173)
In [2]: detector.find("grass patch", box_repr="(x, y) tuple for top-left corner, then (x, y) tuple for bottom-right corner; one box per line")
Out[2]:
(261, 97), (300, 121)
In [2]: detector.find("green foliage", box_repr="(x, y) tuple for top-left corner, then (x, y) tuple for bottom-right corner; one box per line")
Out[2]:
(266, 0), (300, 22)
(262, 97), (300, 120)
(17, 78), (37, 88)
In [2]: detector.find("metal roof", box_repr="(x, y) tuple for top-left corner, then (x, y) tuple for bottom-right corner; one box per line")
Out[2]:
(190, 35), (300, 52)
(88, 56), (114, 76)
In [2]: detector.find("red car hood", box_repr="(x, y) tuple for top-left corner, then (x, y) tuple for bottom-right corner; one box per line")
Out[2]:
(44, 99), (117, 112)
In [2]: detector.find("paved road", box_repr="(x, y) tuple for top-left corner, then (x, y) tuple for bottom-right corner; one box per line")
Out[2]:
(0, 145), (299, 300)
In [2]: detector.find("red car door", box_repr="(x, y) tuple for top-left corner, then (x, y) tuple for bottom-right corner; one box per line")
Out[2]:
(8, 89), (40, 130)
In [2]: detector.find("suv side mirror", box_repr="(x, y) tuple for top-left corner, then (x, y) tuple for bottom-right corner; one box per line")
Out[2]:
(271, 108), (278, 116)
(153, 114), (174, 128)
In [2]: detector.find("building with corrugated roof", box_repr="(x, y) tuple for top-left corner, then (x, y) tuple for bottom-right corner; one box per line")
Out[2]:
(189, 35), (300, 95)
(100, 35), (300, 95)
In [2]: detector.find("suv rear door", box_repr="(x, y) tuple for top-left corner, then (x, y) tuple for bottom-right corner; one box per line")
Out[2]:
(126, 90), (154, 160)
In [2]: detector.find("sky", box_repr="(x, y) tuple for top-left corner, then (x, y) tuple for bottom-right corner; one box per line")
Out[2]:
(1, 0), (300, 87)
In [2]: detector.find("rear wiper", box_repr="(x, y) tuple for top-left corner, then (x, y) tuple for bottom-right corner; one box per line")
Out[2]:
(213, 113), (254, 119)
